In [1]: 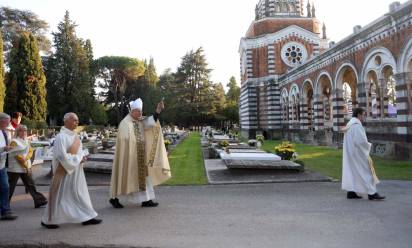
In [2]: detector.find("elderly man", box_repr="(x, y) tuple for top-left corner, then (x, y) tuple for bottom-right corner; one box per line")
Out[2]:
(0, 113), (17, 220)
(342, 107), (385, 200)
(8, 125), (47, 208)
(41, 113), (101, 229)
(110, 98), (171, 208)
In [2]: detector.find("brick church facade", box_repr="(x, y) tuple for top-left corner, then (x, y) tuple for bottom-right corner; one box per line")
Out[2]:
(239, 0), (412, 159)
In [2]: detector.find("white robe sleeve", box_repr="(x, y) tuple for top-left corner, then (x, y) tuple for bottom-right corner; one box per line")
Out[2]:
(53, 135), (83, 175)
(353, 124), (371, 155)
(144, 116), (156, 129)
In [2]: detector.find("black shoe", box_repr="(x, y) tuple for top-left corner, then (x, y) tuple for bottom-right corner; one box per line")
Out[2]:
(1, 213), (18, 221)
(41, 222), (59, 229)
(368, 193), (386, 201)
(35, 201), (48, 209)
(141, 200), (159, 207)
(347, 191), (362, 199)
(109, 198), (124, 209)
(82, 218), (102, 226)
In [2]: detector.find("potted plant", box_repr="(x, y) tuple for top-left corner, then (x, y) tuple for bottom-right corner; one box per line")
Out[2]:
(274, 141), (296, 160)
(218, 140), (229, 148)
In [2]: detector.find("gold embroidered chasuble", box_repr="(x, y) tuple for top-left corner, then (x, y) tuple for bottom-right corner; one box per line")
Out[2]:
(110, 114), (171, 198)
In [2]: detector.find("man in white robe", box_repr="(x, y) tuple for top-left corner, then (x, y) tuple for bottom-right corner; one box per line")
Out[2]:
(41, 113), (102, 229)
(342, 107), (385, 200)
(109, 98), (171, 208)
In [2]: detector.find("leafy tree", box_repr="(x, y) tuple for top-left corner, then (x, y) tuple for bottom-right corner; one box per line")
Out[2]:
(95, 56), (145, 123)
(0, 31), (5, 111)
(224, 76), (240, 124)
(226, 76), (240, 104)
(144, 57), (159, 86)
(45, 11), (96, 125)
(157, 69), (179, 125)
(90, 102), (108, 125)
(174, 47), (214, 126)
(0, 7), (50, 55)
(5, 31), (47, 121)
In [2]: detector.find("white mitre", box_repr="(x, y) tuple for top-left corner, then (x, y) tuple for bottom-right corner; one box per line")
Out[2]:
(130, 98), (143, 111)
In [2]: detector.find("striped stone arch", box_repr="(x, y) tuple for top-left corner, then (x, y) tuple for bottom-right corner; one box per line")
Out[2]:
(397, 36), (412, 117)
(398, 35), (412, 72)
(315, 71), (333, 130)
(334, 62), (359, 91)
(361, 47), (397, 81)
(301, 79), (314, 130)
(334, 62), (359, 130)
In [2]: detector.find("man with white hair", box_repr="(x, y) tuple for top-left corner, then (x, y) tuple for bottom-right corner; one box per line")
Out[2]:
(41, 113), (101, 229)
(110, 98), (171, 208)
(0, 113), (17, 220)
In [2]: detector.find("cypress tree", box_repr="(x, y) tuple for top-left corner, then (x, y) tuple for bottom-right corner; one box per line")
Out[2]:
(6, 31), (47, 121)
(46, 11), (96, 124)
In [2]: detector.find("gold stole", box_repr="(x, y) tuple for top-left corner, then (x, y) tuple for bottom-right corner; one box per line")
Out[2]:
(132, 121), (148, 191)
(368, 156), (380, 184)
(48, 164), (66, 222)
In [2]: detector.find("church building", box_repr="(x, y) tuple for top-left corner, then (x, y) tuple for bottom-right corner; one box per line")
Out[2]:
(239, 0), (412, 159)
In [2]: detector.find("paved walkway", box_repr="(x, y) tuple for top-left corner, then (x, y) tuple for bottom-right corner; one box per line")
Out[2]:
(1, 181), (411, 248)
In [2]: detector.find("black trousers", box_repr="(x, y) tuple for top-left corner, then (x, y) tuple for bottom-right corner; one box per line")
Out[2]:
(8, 172), (47, 206)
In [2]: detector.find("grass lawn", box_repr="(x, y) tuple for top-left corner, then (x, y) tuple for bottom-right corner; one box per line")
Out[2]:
(163, 132), (208, 185)
(262, 140), (412, 181)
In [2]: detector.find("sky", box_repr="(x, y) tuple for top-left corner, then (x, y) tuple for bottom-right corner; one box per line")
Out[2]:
(2, 0), (404, 87)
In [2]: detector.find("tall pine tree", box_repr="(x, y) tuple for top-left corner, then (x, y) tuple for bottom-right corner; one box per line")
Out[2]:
(45, 11), (96, 125)
(175, 47), (214, 126)
(0, 31), (5, 112)
(5, 31), (47, 121)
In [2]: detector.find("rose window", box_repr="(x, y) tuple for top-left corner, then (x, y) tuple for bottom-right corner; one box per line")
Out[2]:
(281, 42), (308, 67)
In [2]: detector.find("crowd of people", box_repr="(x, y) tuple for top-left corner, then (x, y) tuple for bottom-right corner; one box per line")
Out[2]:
(0, 103), (384, 228)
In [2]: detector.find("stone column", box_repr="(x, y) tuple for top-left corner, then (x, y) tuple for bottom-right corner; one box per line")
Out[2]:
(332, 88), (346, 132)
(394, 72), (412, 138)
(379, 78), (388, 118)
(300, 97), (308, 130)
(313, 93), (323, 131)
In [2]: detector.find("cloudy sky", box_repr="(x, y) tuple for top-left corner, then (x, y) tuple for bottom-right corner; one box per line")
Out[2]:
(3, 0), (403, 86)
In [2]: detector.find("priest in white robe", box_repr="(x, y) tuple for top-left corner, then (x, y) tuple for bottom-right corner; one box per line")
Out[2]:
(109, 98), (171, 208)
(342, 107), (385, 201)
(41, 113), (102, 229)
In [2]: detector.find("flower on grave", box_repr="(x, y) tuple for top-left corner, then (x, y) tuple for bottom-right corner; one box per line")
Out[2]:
(218, 140), (229, 148)
(274, 141), (296, 160)
(164, 139), (172, 146)
(256, 134), (264, 144)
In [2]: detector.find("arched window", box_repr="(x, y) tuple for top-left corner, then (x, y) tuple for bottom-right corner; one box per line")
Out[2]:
(367, 71), (380, 118)
(289, 3), (296, 12)
(304, 83), (314, 130)
(323, 86), (331, 122)
(290, 86), (300, 122)
(382, 66), (397, 118)
(281, 3), (288, 12)
(343, 83), (352, 118)
(274, 3), (281, 12)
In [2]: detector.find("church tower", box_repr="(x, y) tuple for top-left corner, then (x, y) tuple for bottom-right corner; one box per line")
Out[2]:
(239, 0), (328, 138)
